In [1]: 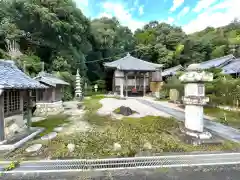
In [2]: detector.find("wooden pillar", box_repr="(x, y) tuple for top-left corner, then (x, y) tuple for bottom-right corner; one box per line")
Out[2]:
(52, 88), (55, 102)
(112, 73), (115, 93)
(120, 78), (124, 98)
(134, 75), (137, 89)
(26, 90), (32, 129)
(20, 90), (24, 111)
(143, 73), (146, 97)
(0, 90), (5, 142)
(125, 73), (128, 97)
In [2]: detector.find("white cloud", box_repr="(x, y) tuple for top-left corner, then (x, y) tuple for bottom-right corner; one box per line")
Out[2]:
(139, 5), (144, 15)
(98, 12), (113, 19)
(159, 17), (175, 24)
(74, 0), (89, 15)
(167, 17), (175, 24)
(170, 0), (184, 12)
(178, 6), (190, 19)
(193, 0), (217, 13)
(183, 0), (240, 34)
(99, 2), (145, 32)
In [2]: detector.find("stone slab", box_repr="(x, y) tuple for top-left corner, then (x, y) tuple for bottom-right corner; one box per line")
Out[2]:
(53, 127), (63, 132)
(41, 132), (57, 141)
(26, 144), (42, 153)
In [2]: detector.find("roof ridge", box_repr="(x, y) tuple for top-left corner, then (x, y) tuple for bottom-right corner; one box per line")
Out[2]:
(0, 59), (15, 66)
(163, 65), (182, 71)
(201, 54), (234, 64)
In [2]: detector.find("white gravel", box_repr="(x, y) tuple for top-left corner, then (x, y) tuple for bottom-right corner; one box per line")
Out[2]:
(98, 98), (171, 119)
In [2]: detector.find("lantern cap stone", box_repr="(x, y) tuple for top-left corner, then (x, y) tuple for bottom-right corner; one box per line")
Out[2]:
(179, 70), (213, 82)
(187, 63), (201, 71)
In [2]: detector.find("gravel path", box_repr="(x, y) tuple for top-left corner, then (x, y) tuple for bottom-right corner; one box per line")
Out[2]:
(137, 97), (240, 143)
(98, 98), (171, 119)
(140, 97), (215, 120)
(62, 101), (92, 134)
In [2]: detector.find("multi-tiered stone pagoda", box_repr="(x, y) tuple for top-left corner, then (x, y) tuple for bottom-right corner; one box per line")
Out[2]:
(75, 69), (82, 99)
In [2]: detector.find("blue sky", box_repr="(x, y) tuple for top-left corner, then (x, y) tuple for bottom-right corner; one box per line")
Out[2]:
(74, 0), (239, 34)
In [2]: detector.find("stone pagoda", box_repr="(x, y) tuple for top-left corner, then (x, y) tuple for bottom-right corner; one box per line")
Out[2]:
(179, 64), (214, 145)
(75, 69), (82, 99)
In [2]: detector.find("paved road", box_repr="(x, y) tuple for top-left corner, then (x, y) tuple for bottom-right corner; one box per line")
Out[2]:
(137, 98), (240, 143)
(2, 165), (240, 180)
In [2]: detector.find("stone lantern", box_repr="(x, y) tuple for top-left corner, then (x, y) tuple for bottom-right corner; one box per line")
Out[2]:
(94, 84), (98, 92)
(179, 64), (213, 144)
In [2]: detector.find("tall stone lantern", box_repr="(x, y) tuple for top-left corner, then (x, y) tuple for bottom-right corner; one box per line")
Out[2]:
(179, 64), (213, 143)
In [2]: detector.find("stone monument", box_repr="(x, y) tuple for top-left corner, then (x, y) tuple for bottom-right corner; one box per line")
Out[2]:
(75, 69), (82, 99)
(179, 64), (214, 145)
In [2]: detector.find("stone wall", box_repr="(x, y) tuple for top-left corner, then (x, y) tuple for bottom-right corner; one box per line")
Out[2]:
(34, 101), (64, 116)
(5, 114), (27, 139)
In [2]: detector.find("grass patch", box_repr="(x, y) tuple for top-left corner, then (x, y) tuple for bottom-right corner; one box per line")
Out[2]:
(32, 114), (70, 136)
(204, 107), (240, 128)
(6, 96), (240, 160)
(156, 97), (170, 101)
(42, 115), (240, 159)
(113, 107), (137, 115)
(113, 107), (121, 114)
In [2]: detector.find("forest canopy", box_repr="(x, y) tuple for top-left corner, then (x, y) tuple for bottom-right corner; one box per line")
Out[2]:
(0, 0), (240, 85)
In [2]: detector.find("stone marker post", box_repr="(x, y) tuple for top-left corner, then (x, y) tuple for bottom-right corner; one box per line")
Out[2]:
(179, 64), (213, 143)
(94, 84), (98, 92)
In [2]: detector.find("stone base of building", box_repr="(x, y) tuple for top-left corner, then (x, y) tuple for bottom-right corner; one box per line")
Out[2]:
(5, 114), (26, 139)
(179, 127), (223, 146)
(0, 127), (44, 151)
(34, 101), (64, 117)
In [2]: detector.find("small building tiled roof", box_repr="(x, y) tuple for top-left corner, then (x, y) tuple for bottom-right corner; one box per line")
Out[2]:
(162, 65), (184, 77)
(34, 72), (69, 87)
(0, 60), (47, 89)
(198, 54), (235, 69)
(222, 58), (240, 74)
(104, 53), (163, 71)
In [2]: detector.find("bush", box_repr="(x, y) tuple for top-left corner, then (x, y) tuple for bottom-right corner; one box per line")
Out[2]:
(206, 76), (240, 107)
(162, 76), (184, 101)
(94, 80), (106, 91)
(62, 87), (73, 101)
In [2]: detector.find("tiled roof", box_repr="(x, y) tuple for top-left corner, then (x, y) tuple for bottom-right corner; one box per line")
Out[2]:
(162, 65), (183, 77)
(0, 60), (47, 89)
(198, 54), (235, 69)
(35, 72), (69, 87)
(222, 58), (240, 74)
(104, 53), (163, 71)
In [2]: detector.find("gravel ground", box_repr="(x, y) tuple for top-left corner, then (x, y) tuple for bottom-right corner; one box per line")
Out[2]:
(62, 101), (92, 134)
(141, 97), (215, 120)
(98, 98), (171, 119)
(2, 165), (240, 180)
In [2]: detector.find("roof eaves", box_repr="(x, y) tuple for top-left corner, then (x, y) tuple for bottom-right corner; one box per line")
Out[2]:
(162, 65), (183, 77)
(199, 54), (235, 69)
(39, 77), (57, 87)
(0, 60), (48, 89)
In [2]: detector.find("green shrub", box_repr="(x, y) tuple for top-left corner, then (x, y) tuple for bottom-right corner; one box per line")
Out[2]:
(162, 76), (184, 101)
(62, 87), (73, 101)
(94, 79), (106, 91)
(206, 77), (240, 107)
